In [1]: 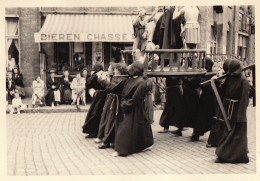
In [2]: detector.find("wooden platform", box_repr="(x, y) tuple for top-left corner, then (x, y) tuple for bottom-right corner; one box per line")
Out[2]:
(144, 67), (207, 77)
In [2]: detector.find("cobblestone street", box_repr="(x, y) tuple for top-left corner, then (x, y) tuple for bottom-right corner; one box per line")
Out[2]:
(6, 103), (256, 175)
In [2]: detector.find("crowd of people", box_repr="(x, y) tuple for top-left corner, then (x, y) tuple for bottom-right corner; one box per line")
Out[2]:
(6, 65), (93, 113)
(82, 62), (154, 157)
(79, 56), (251, 164)
(78, 57), (251, 164)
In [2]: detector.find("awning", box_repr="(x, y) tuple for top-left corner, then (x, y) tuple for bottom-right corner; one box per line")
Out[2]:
(34, 14), (136, 43)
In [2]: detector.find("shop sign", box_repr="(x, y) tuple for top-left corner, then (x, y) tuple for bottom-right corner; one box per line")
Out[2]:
(35, 33), (135, 42)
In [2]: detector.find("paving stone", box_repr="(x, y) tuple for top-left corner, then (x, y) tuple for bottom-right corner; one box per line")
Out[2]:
(6, 105), (256, 175)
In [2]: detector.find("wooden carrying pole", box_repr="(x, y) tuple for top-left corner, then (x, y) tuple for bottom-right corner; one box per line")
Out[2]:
(200, 64), (255, 86)
(210, 79), (232, 132)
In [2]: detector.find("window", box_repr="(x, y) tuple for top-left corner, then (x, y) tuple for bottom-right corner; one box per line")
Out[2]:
(237, 34), (248, 59)
(246, 16), (250, 32)
(226, 30), (230, 54)
(226, 23), (231, 54)
(56, 42), (86, 73)
(239, 13), (243, 31)
(5, 17), (19, 70)
(210, 26), (217, 55)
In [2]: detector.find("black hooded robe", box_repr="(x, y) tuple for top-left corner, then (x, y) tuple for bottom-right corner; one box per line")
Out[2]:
(215, 74), (249, 163)
(82, 73), (107, 137)
(159, 76), (183, 129)
(114, 76), (154, 155)
(193, 74), (216, 136)
(180, 77), (201, 128)
(97, 76), (128, 145)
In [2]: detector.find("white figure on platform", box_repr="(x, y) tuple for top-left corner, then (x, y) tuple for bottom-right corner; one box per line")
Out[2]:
(173, 6), (200, 49)
(132, 7), (162, 58)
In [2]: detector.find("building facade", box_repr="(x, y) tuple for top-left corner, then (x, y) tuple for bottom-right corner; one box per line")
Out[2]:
(5, 6), (255, 97)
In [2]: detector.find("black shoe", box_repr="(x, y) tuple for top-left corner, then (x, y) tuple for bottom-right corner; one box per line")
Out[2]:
(172, 130), (182, 136)
(215, 158), (225, 163)
(85, 134), (95, 138)
(98, 144), (110, 149)
(191, 135), (199, 142)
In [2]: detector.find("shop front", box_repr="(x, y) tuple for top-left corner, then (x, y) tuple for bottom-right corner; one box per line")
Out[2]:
(34, 14), (135, 77)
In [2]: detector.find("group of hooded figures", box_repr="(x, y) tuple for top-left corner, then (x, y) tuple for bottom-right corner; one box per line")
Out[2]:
(81, 57), (250, 163)
(158, 58), (250, 163)
(82, 62), (153, 157)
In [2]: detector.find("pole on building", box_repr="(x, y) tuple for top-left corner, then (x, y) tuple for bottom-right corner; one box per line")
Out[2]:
(252, 64), (256, 107)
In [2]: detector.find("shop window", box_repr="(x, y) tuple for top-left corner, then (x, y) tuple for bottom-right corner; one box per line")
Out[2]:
(72, 42), (85, 71)
(111, 43), (125, 63)
(56, 43), (70, 71)
(56, 42), (85, 73)
(5, 17), (19, 70)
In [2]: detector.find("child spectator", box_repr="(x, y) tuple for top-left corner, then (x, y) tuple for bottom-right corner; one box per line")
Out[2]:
(8, 91), (27, 114)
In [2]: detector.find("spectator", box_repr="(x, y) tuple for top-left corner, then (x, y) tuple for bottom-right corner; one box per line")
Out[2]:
(6, 54), (16, 72)
(8, 90), (27, 114)
(71, 72), (86, 108)
(13, 66), (25, 98)
(6, 72), (15, 103)
(82, 68), (92, 104)
(60, 67), (73, 104)
(45, 69), (61, 107)
(32, 76), (45, 107)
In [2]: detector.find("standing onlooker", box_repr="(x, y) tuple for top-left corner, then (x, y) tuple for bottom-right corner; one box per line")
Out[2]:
(6, 54), (16, 72)
(6, 72), (16, 103)
(215, 59), (249, 163)
(71, 72), (86, 108)
(13, 66), (25, 98)
(31, 76), (45, 107)
(45, 69), (61, 107)
(60, 67), (73, 104)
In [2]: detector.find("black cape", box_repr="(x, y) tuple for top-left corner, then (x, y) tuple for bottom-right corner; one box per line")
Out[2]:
(82, 73), (107, 137)
(193, 74), (215, 136)
(216, 74), (249, 163)
(180, 77), (201, 128)
(159, 77), (183, 129)
(97, 76), (128, 145)
(114, 76), (154, 155)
